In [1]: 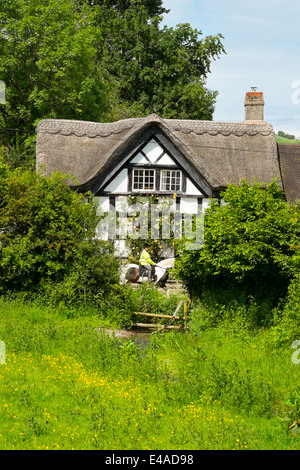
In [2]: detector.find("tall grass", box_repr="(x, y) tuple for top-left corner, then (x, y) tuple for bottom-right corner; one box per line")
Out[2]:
(1, 297), (300, 449)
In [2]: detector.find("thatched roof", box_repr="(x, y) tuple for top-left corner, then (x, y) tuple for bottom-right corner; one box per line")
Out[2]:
(36, 114), (281, 194)
(278, 143), (300, 203)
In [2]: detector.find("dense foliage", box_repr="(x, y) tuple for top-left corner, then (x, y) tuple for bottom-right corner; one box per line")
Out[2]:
(278, 130), (297, 140)
(98, 8), (224, 121)
(0, 159), (121, 309)
(177, 180), (300, 326)
(0, 0), (107, 167)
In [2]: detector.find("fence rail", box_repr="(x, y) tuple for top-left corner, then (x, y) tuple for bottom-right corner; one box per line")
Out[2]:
(132, 299), (190, 331)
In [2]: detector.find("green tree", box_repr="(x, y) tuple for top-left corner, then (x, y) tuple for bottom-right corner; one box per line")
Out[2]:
(0, 159), (119, 301)
(83, 0), (168, 16)
(177, 180), (300, 312)
(0, 0), (107, 166)
(97, 2), (225, 120)
(0, 0), (225, 167)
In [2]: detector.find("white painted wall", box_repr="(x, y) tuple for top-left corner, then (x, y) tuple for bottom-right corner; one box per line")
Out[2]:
(143, 140), (164, 163)
(114, 240), (130, 257)
(95, 196), (110, 213)
(130, 152), (149, 164)
(157, 154), (175, 166)
(186, 178), (203, 196)
(105, 168), (128, 193)
(180, 197), (198, 214)
(202, 198), (211, 212)
(130, 141), (176, 166)
(115, 195), (128, 212)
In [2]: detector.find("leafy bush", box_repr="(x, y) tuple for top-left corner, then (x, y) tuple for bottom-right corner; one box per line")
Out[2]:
(177, 180), (300, 325)
(270, 275), (300, 346)
(0, 159), (122, 311)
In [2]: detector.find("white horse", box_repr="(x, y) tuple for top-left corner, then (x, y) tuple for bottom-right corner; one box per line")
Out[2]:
(120, 258), (175, 287)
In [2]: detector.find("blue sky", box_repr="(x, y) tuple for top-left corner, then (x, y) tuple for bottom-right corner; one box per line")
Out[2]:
(163, 0), (300, 136)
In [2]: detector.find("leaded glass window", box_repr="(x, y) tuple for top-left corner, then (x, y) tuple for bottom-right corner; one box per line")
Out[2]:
(160, 170), (182, 191)
(133, 169), (155, 191)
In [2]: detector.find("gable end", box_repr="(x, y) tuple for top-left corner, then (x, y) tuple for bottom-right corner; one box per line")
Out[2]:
(92, 127), (212, 197)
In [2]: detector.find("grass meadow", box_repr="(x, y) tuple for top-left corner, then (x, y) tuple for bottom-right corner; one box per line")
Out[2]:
(1, 295), (300, 450)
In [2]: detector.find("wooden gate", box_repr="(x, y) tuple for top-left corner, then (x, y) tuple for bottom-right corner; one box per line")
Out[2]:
(132, 299), (191, 332)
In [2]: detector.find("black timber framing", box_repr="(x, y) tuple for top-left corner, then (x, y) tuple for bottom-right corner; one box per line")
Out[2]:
(92, 125), (212, 197)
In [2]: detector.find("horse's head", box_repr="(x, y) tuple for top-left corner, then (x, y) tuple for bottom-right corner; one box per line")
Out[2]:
(155, 267), (170, 287)
(155, 259), (174, 286)
(156, 258), (175, 269)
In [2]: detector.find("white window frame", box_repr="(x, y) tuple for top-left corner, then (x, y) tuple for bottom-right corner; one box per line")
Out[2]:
(160, 169), (182, 192)
(132, 168), (156, 192)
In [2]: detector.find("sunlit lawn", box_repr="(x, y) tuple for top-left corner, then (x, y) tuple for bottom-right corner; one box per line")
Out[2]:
(1, 298), (300, 450)
(0, 348), (299, 450)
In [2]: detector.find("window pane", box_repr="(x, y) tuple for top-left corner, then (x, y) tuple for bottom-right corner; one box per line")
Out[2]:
(133, 169), (155, 191)
(160, 170), (181, 191)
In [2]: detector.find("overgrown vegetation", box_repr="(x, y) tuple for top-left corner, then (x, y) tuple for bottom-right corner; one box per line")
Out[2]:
(1, 297), (300, 450)
(177, 180), (300, 341)
(0, 158), (130, 319)
(1, 0), (300, 451)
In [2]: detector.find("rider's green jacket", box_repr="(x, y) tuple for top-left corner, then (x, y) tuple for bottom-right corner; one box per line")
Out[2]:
(139, 249), (155, 266)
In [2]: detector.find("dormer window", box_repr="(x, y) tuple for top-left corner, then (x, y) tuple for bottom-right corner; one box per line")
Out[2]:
(160, 170), (181, 191)
(132, 168), (182, 192)
(133, 169), (155, 191)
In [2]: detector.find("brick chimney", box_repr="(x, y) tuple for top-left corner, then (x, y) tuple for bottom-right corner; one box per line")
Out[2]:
(244, 89), (265, 122)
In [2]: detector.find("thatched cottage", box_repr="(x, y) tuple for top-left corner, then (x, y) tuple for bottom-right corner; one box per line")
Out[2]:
(36, 90), (300, 255)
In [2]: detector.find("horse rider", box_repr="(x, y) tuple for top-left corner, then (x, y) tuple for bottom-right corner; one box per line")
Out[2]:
(139, 243), (157, 281)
